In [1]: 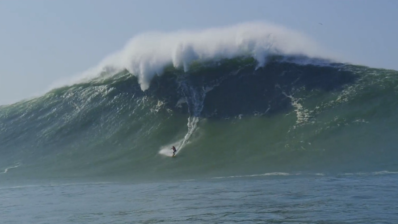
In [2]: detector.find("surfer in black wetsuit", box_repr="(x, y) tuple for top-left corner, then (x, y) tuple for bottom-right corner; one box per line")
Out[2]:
(172, 146), (177, 157)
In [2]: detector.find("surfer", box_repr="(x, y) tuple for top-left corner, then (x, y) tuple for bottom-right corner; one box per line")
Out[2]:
(172, 146), (177, 157)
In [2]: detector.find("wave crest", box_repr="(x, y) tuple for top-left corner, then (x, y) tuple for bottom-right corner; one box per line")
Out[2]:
(78, 22), (331, 91)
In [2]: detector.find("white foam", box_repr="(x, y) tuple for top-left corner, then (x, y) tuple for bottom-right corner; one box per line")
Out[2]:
(343, 170), (398, 176)
(158, 108), (202, 157)
(372, 170), (398, 175)
(159, 141), (182, 157)
(63, 22), (332, 91)
(1, 164), (20, 174)
(280, 90), (311, 125)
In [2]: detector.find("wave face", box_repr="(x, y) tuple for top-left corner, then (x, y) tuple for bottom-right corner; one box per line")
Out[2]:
(1, 55), (398, 181)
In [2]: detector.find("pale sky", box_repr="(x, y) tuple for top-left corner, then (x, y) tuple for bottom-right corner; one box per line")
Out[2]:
(0, 0), (397, 105)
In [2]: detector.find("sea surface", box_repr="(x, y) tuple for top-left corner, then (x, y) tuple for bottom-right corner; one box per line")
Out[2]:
(1, 173), (397, 224)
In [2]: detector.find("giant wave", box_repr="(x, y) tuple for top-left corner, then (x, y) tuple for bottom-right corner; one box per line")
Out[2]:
(1, 23), (397, 182)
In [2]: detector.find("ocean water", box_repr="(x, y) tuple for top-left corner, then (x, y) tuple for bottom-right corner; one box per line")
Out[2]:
(2, 24), (398, 223)
(1, 173), (397, 224)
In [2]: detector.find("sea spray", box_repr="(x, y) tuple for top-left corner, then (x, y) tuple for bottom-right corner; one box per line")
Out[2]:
(54, 22), (334, 92)
(159, 75), (208, 156)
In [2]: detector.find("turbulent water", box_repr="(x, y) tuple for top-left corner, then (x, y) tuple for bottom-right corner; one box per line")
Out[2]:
(1, 54), (398, 182)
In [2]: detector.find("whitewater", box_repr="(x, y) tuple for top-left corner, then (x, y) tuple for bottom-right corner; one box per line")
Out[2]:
(67, 22), (332, 90)
(1, 22), (398, 223)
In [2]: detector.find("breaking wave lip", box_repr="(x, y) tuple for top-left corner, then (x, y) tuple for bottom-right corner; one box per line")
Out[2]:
(56, 22), (337, 92)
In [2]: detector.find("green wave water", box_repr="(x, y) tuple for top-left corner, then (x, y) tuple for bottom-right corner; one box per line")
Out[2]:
(1, 56), (398, 182)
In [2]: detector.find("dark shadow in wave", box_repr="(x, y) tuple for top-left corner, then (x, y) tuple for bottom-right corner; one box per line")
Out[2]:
(140, 57), (357, 119)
